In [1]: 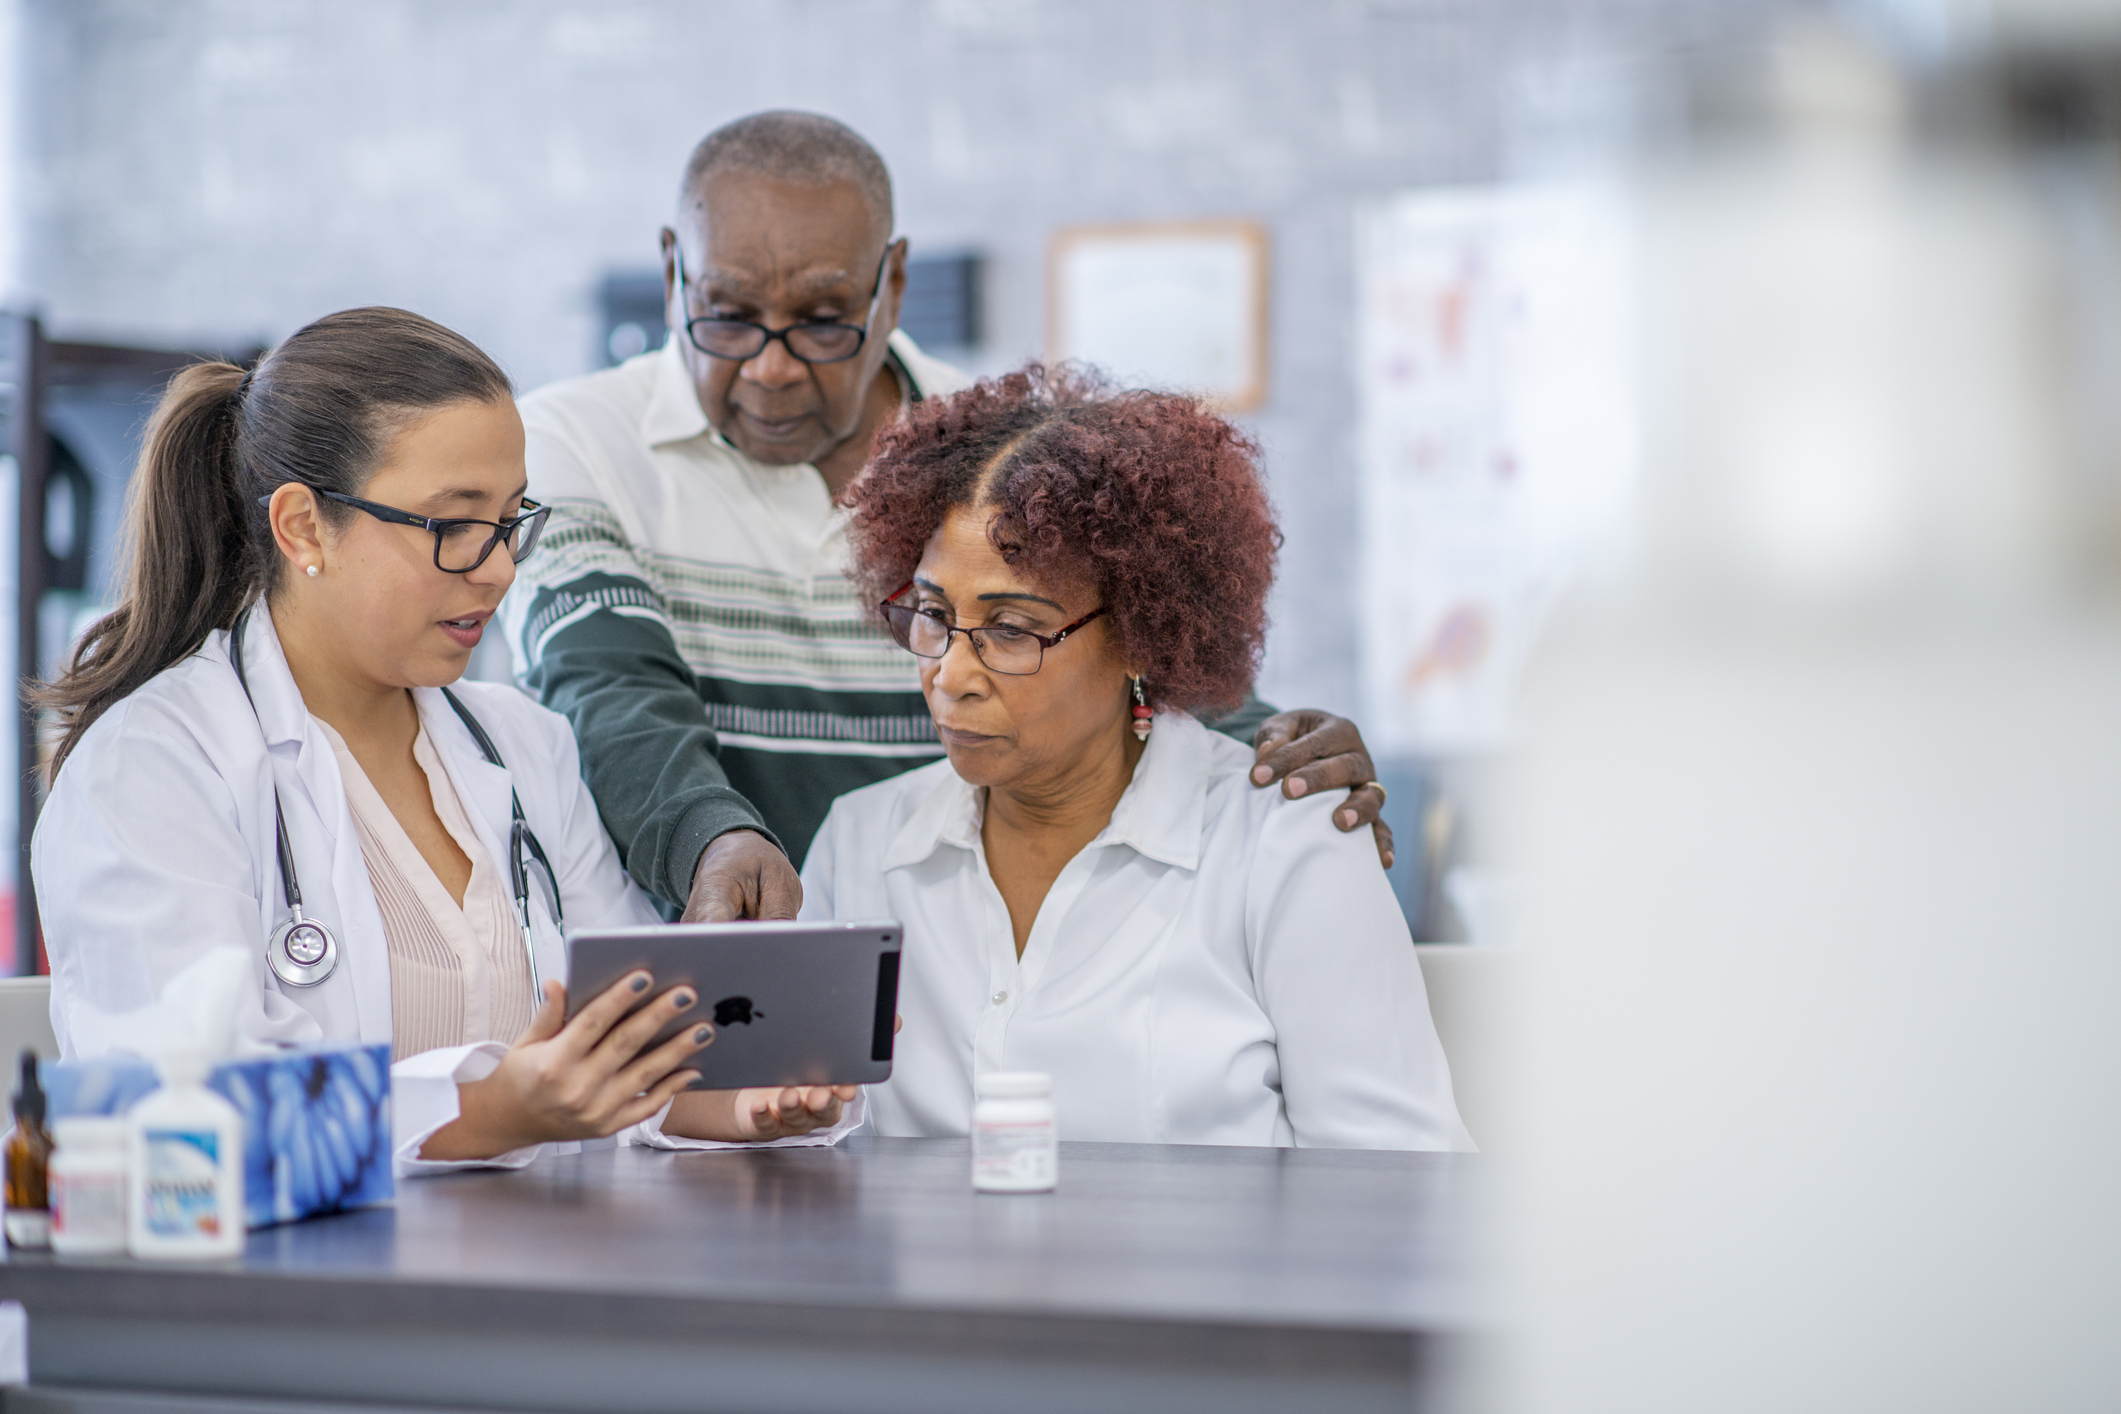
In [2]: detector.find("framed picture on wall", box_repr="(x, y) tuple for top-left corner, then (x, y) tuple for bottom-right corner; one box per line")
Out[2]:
(1047, 219), (1269, 412)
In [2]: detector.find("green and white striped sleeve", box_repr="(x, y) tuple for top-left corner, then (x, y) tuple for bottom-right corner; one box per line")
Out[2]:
(504, 496), (778, 911)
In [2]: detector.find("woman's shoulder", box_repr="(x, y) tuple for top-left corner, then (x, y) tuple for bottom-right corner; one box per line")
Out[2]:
(45, 640), (261, 831)
(1187, 716), (1285, 813)
(828, 755), (959, 819)
(1191, 716), (1259, 779)
(63, 636), (247, 767)
(815, 757), (962, 848)
(1189, 717), (1356, 852)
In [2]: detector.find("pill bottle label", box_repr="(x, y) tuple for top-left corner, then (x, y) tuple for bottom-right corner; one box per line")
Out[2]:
(973, 1120), (1056, 1191)
(141, 1130), (223, 1239)
(52, 1169), (127, 1246)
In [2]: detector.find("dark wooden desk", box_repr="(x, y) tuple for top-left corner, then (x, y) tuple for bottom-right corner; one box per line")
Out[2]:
(0, 1137), (1482, 1414)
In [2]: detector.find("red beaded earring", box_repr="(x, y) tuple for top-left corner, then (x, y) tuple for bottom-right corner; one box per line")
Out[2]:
(1131, 675), (1152, 741)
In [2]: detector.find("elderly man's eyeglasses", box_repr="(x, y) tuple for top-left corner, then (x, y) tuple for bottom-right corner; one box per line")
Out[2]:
(673, 244), (892, 365)
(265, 489), (551, 573)
(879, 583), (1107, 676)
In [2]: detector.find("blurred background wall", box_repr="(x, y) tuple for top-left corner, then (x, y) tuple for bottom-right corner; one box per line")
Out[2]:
(6, 0), (1788, 714)
(0, 0), (1799, 948)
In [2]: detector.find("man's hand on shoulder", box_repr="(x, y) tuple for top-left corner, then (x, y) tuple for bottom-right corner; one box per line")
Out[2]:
(684, 829), (803, 922)
(1247, 710), (1394, 870)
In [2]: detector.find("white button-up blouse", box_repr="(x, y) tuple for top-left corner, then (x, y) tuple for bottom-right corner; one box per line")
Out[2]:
(800, 711), (1474, 1151)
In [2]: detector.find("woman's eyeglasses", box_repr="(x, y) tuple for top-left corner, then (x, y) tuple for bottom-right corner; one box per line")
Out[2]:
(879, 582), (1106, 676)
(267, 489), (551, 573)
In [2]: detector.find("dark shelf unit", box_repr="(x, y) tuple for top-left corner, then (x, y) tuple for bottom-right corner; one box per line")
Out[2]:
(1, 315), (261, 975)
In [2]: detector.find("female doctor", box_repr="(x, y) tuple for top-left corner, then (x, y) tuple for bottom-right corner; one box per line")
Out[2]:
(32, 306), (857, 1174)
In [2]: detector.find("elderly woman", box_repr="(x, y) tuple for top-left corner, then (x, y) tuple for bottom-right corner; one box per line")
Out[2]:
(801, 367), (1470, 1150)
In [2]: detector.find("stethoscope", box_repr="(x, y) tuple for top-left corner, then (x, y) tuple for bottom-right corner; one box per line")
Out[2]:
(228, 612), (563, 990)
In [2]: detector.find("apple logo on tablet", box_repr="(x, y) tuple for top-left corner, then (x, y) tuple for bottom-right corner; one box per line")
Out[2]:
(713, 996), (763, 1027)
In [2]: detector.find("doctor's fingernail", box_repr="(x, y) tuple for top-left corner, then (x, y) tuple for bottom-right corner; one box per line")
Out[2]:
(1250, 765), (1272, 785)
(630, 974), (650, 993)
(693, 1026), (712, 1044)
(1340, 809), (1358, 828)
(1286, 777), (1309, 797)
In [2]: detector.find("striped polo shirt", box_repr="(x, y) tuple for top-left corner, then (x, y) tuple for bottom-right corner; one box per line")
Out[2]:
(503, 332), (970, 904)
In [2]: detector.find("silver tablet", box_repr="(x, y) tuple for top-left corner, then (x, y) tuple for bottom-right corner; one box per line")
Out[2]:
(563, 920), (902, 1090)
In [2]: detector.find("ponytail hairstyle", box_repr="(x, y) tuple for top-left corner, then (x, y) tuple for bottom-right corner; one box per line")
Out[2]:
(37, 306), (512, 778)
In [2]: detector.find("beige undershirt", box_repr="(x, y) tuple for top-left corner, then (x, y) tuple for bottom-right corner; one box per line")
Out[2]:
(316, 717), (537, 1061)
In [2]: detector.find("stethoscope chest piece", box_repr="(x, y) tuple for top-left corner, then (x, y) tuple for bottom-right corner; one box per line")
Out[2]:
(229, 608), (553, 1004)
(268, 907), (338, 988)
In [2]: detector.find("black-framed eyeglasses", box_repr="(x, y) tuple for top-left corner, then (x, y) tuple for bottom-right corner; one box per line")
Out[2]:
(673, 243), (895, 365)
(264, 489), (551, 573)
(879, 582), (1107, 676)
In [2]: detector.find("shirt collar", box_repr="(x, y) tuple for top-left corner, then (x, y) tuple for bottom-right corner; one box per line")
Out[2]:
(884, 332), (925, 403)
(230, 602), (312, 750)
(641, 336), (714, 448)
(881, 763), (982, 871)
(880, 711), (1210, 874)
(1101, 712), (1209, 870)
(639, 330), (932, 452)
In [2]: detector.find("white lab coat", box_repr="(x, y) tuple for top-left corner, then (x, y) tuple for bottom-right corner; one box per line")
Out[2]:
(32, 605), (857, 1175)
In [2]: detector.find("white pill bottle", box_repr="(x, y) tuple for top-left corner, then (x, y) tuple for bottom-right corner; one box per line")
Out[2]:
(128, 1052), (244, 1260)
(972, 1071), (1057, 1193)
(50, 1116), (130, 1256)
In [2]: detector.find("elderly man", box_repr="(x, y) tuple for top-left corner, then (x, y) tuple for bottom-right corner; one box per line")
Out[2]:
(506, 111), (1392, 922)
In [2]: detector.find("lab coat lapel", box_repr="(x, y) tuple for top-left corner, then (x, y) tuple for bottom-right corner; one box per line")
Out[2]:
(236, 605), (315, 752)
(414, 687), (513, 881)
(415, 689), (513, 858)
(413, 689), (564, 990)
(235, 606), (394, 1047)
(242, 608), (349, 842)
(315, 770), (394, 1048)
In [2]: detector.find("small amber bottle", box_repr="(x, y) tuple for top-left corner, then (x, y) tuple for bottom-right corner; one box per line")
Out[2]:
(4, 1049), (53, 1248)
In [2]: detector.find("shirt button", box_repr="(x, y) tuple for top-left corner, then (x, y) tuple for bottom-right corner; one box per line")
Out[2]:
(991, 990), (1008, 1006)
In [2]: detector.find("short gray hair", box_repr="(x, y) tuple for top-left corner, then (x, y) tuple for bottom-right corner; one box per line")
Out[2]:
(679, 111), (893, 231)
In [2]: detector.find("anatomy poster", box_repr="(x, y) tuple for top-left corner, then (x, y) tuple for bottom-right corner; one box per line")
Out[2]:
(1355, 183), (1636, 755)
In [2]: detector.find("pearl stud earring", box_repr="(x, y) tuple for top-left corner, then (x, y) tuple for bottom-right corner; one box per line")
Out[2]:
(305, 564), (319, 578)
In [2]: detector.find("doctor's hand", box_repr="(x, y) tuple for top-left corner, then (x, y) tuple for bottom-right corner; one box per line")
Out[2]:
(1248, 709), (1394, 870)
(684, 828), (802, 922)
(420, 974), (712, 1161)
(661, 1083), (860, 1143)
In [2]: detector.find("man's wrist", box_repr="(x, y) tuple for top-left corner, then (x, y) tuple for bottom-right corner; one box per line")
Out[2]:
(664, 793), (782, 905)
(688, 826), (780, 891)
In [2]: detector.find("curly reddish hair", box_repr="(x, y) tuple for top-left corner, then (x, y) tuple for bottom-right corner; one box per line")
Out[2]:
(846, 364), (1280, 715)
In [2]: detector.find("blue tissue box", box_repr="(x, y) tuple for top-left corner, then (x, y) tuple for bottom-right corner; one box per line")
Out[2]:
(45, 1045), (393, 1229)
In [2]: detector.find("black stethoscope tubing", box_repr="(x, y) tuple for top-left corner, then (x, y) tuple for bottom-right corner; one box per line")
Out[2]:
(228, 611), (561, 992)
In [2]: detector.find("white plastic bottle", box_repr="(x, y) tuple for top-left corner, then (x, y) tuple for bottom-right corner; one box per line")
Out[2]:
(972, 1071), (1057, 1193)
(51, 1116), (130, 1256)
(127, 1053), (244, 1260)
